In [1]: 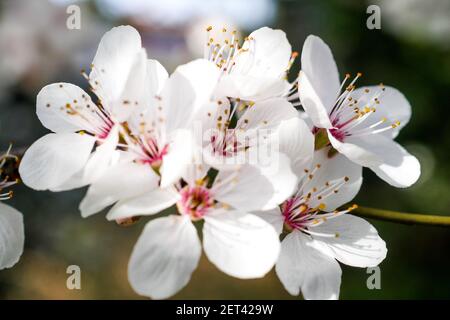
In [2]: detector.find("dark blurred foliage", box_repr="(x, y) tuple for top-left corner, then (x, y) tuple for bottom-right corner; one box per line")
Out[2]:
(0, 0), (449, 299)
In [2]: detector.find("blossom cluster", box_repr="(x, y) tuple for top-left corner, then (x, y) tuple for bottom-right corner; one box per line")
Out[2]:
(18, 25), (420, 299)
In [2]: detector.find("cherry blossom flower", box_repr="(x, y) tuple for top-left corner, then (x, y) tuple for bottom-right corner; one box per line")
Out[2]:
(0, 146), (24, 270)
(299, 35), (420, 188)
(79, 58), (221, 217)
(119, 161), (296, 299)
(19, 26), (156, 191)
(258, 146), (387, 299)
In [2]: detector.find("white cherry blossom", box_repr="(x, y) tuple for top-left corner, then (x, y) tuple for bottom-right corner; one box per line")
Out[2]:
(299, 35), (420, 188)
(258, 148), (387, 300)
(123, 162), (291, 299)
(79, 58), (221, 217)
(19, 26), (156, 191)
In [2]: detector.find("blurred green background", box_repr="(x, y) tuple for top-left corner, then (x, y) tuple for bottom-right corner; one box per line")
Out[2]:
(0, 0), (449, 299)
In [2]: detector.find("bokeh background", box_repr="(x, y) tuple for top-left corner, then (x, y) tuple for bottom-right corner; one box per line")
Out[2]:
(0, 0), (449, 299)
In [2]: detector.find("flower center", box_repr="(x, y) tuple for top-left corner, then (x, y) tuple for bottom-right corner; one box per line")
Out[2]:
(177, 185), (214, 220)
(204, 26), (241, 74)
(140, 138), (169, 170)
(325, 75), (400, 142)
(280, 163), (356, 237)
(0, 146), (19, 201)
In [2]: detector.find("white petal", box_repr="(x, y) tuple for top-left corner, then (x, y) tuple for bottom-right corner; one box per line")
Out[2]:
(159, 129), (194, 188)
(162, 59), (220, 135)
(197, 97), (231, 132)
(79, 161), (159, 217)
(19, 133), (95, 191)
(128, 216), (201, 299)
(89, 26), (142, 112)
(36, 83), (95, 133)
(276, 231), (341, 300)
(222, 27), (291, 100)
(0, 202), (24, 270)
(51, 125), (120, 191)
(255, 207), (284, 234)
(298, 72), (333, 129)
(328, 133), (381, 167)
(241, 27), (291, 79)
(275, 117), (315, 178)
(113, 49), (149, 122)
(313, 214), (387, 268)
(147, 59), (168, 96)
(329, 133), (420, 188)
(258, 153), (298, 209)
(107, 187), (179, 221)
(301, 35), (340, 114)
(304, 149), (362, 211)
(203, 210), (280, 279)
(236, 98), (298, 132)
(349, 86), (411, 138)
(370, 141), (421, 188)
(212, 165), (274, 211)
(219, 74), (291, 102)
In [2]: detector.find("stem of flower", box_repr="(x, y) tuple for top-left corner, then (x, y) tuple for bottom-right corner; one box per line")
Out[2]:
(353, 206), (450, 227)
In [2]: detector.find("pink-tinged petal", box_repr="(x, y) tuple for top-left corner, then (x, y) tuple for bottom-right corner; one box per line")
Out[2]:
(203, 209), (280, 279)
(313, 214), (387, 268)
(276, 231), (341, 299)
(128, 215), (201, 299)
(19, 133), (95, 191)
(0, 202), (24, 270)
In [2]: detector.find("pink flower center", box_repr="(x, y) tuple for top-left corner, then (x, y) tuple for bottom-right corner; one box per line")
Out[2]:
(139, 138), (169, 170)
(281, 197), (319, 231)
(177, 185), (214, 220)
